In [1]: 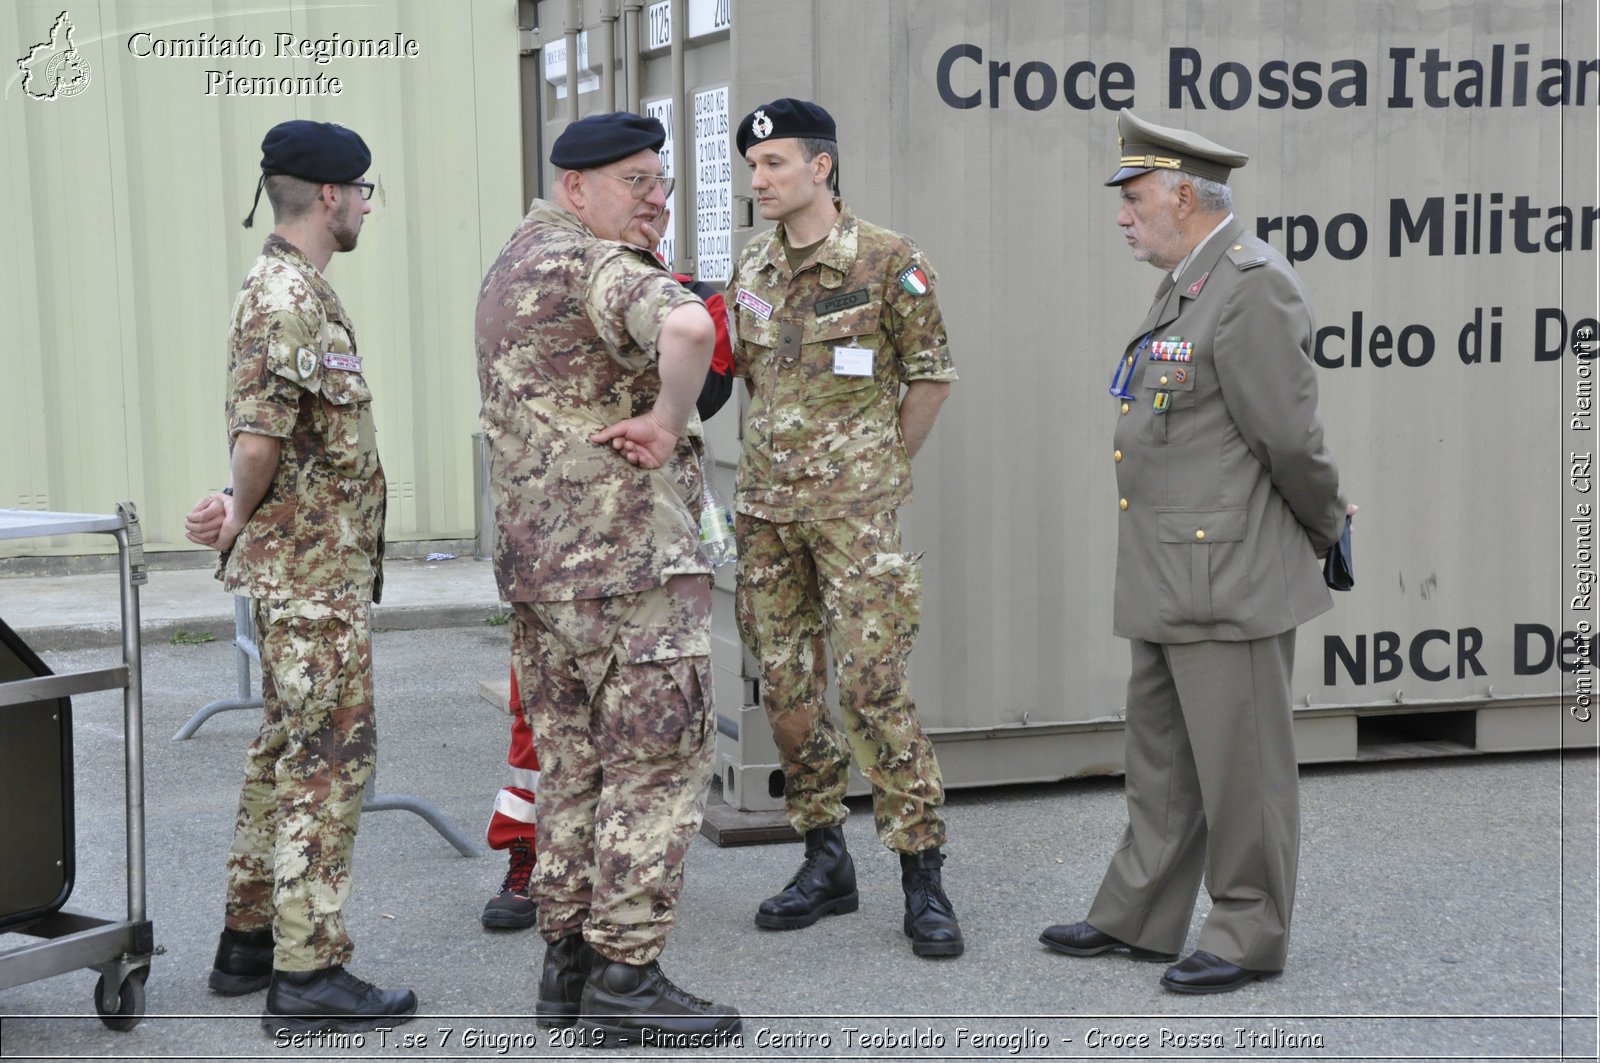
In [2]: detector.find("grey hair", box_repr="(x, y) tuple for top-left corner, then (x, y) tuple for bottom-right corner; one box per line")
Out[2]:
(1158, 168), (1233, 213)
(797, 137), (840, 196)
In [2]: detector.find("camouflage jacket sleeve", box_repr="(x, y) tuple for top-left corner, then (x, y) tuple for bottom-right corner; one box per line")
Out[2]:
(587, 244), (701, 369)
(227, 302), (319, 439)
(882, 247), (958, 385)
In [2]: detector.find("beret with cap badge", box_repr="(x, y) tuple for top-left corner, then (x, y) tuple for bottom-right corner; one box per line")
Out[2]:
(735, 98), (837, 157)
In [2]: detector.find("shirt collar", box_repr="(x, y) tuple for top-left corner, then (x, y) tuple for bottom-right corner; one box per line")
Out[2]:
(768, 203), (858, 276)
(1170, 213), (1234, 281)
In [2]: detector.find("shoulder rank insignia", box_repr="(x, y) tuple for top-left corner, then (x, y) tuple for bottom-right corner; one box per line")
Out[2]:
(296, 346), (318, 379)
(897, 265), (930, 296)
(1226, 243), (1270, 270)
(1150, 337), (1193, 362)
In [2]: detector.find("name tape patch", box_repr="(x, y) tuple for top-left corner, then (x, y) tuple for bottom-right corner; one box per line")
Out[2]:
(814, 288), (870, 316)
(736, 288), (774, 321)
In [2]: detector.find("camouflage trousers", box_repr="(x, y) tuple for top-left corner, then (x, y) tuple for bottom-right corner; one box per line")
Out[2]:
(734, 510), (945, 853)
(511, 574), (715, 965)
(225, 598), (376, 971)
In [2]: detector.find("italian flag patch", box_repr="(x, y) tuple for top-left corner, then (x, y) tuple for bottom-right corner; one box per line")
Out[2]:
(897, 265), (929, 296)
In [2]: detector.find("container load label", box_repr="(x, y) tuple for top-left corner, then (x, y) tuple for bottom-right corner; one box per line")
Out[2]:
(644, 96), (678, 267)
(694, 84), (732, 283)
(543, 32), (597, 98)
(647, 0), (731, 50)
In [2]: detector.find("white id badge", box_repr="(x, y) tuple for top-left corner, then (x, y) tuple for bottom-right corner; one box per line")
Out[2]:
(832, 345), (873, 377)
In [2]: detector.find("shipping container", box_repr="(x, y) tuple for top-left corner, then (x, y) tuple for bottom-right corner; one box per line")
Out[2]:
(3, 0), (1595, 811)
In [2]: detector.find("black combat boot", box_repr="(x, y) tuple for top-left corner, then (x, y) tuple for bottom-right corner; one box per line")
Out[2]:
(481, 838), (538, 930)
(536, 933), (595, 1029)
(754, 825), (858, 929)
(208, 927), (273, 995)
(900, 848), (964, 958)
(260, 966), (418, 1035)
(575, 957), (741, 1048)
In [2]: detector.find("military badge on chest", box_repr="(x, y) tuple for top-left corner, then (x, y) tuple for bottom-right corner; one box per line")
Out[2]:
(1148, 336), (1194, 414)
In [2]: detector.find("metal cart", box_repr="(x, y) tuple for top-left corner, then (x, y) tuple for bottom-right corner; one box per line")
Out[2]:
(0, 505), (153, 1030)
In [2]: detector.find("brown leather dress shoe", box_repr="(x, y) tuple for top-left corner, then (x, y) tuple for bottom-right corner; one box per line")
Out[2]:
(1039, 921), (1178, 963)
(1160, 950), (1281, 994)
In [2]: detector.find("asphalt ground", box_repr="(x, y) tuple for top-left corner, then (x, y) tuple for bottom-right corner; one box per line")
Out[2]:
(0, 560), (1595, 1062)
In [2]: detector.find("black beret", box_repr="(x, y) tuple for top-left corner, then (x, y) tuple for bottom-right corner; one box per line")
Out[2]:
(736, 98), (836, 157)
(550, 112), (666, 170)
(260, 120), (371, 184)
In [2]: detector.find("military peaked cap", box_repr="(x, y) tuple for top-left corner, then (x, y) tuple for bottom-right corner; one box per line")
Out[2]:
(736, 98), (836, 156)
(1106, 111), (1249, 187)
(550, 112), (666, 170)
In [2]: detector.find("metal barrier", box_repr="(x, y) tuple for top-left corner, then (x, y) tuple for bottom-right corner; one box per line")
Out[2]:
(171, 597), (479, 858)
(473, 432), (494, 562)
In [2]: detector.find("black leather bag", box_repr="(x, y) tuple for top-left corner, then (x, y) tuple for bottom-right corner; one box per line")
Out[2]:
(1323, 517), (1354, 591)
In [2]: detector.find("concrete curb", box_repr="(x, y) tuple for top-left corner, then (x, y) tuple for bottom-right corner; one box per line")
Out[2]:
(16, 604), (509, 653)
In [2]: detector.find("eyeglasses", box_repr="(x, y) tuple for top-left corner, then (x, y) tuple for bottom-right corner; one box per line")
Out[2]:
(347, 180), (377, 201)
(596, 171), (675, 199)
(1109, 332), (1154, 400)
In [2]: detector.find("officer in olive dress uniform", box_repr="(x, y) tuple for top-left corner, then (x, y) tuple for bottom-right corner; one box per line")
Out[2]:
(726, 99), (963, 958)
(1040, 112), (1352, 994)
(183, 120), (416, 1034)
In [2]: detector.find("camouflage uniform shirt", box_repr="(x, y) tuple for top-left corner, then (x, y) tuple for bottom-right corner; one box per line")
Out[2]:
(221, 235), (385, 606)
(727, 205), (958, 522)
(475, 199), (710, 603)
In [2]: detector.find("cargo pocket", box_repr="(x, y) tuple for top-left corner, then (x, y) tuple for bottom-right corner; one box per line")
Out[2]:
(1138, 361), (1198, 446)
(316, 370), (377, 480)
(611, 657), (712, 762)
(1155, 507), (1247, 626)
(844, 550), (924, 648)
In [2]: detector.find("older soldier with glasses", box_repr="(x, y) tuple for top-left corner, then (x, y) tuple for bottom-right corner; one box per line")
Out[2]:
(1042, 111), (1354, 995)
(475, 112), (739, 1048)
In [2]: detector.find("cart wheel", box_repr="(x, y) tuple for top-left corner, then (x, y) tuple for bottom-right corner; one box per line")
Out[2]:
(94, 966), (148, 1031)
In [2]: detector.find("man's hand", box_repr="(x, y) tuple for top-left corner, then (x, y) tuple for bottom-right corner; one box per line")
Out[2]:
(184, 492), (236, 550)
(591, 412), (681, 469)
(642, 205), (671, 251)
(1316, 502), (1359, 559)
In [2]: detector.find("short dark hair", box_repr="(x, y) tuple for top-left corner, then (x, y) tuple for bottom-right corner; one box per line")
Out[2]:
(798, 137), (840, 196)
(263, 174), (321, 223)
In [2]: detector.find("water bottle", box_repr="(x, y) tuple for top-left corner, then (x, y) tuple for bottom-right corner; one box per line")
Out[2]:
(697, 442), (737, 567)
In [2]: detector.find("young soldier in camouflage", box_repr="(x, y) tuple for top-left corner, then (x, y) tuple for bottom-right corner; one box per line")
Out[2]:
(728, 99), (963, 958)
(475, 112), (740, 1047)
(183, 120), (415, 1034)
